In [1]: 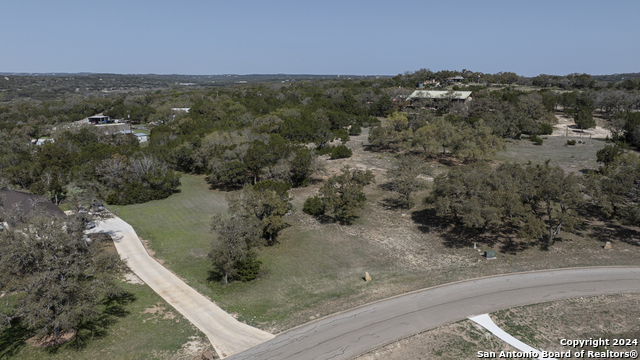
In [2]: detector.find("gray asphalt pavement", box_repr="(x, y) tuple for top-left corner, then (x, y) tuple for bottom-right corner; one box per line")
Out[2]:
(229, 267), (640, 360)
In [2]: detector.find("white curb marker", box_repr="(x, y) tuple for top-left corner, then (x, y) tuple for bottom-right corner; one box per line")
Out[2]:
(469, 314), (557, 360)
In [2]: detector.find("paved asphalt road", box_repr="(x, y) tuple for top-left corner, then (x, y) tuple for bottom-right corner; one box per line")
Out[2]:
(229, 267), (640, 360)
(91, 217), (274, 358)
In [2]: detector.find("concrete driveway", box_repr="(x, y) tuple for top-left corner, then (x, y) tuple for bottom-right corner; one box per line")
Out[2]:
(229, 267), (640, 360)
(91, 216), (274, 358)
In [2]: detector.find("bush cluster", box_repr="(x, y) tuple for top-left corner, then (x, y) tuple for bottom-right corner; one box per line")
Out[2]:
(539, 123), (554, 135)
(530, 134), (544, 145)
(330, 145), (353, 159)
(303, 195), (325, 216)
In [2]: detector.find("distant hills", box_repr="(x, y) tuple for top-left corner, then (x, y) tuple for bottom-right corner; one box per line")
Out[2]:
(0, 72), (387, 83)
(591, 73), (640, 82)
(2, 71), (638, 82)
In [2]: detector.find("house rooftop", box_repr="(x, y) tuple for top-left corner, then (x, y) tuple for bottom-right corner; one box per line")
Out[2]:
(0, 189), (66, 221)
(406, 90), (473, 101)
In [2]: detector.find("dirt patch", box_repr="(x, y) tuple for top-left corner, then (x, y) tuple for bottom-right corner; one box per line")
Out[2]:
(142, 303), (179, 323)
(152, 335), (216, 360)
(143, 303), (164, 315)
(123, 272), (145, 284)
(26, 331), (76, 348)
(551, 113), (611, 139)
(164, 311), (176, 320)
(190, 248), (209, 258)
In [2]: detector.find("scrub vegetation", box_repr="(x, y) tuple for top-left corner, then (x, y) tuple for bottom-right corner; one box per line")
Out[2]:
(1, 69), (640, 357)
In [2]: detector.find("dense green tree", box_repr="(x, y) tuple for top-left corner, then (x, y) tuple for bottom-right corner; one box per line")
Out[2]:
(0, 215), (125, 339)
(574, 108), (596, 130)
(330, 145), (352, 159)
(516, 162), (584, 245)
(231, 181), (292, 244)
(291, 147), (319, 187)
(596, 144), (624, 166)
(588, 153), (640, 223)
(386, 155), (430, 208)
(97, 154), (181, 205)
(210, 212), (262, 285)
(430, 162), (523, 232)
(430, 161), (584, 245)
(303, 195), (325, 216)
(316, 167), (375, 224)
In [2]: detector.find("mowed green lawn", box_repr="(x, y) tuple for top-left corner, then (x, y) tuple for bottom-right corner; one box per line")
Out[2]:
(111, 174), (426, 332)
(111, 174), (228, 292)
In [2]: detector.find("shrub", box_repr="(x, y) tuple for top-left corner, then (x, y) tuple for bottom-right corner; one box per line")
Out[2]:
(365, 116), (381, 127)
(531, 135), (543, 145)
(539, 123), (554, 135)
(235, 258), (262, 282)
(330, 145), (352, 159)
(303, 195), (325, 216)
(332, 129), (350, 143)
(348, 124), (362, 136)
(445, 114), (461, 124)
(316, 145), (333, 156)
(596, 144), (624, 165)
(566, 139), (576, 145)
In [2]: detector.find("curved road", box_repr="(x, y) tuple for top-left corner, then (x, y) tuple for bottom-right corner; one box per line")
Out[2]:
(90, 217), (274, 358)
(229, 267), (640, 360)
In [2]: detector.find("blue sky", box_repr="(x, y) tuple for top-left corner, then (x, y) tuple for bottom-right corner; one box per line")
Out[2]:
(1, 0), (638, 76)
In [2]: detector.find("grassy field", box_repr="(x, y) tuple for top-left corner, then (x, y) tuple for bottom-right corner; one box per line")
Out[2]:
(107, 131), (640, 335)
(13, 129), (636, 359)
(1, 244), (212, 360)
(493, 136), (608, 173)
(112, 174), (228, 294)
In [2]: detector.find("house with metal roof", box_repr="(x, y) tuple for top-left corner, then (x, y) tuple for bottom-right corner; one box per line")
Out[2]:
(406, 90), (473, 102)
(134, 133), (148, 142)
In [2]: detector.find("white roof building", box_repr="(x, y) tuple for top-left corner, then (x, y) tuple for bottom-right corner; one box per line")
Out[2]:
(406, 90), (473, 101)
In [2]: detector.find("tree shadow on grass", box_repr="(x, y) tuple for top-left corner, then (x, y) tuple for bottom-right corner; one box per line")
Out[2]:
(579, 203), (640, 247)
(306, 213), (359, 225)
(500, 238), (533, 255)
(207, 182), (243, 192)
(411, 207), (478, 248)
(590, 221), (640, 247)
(0, 291), (135, 357)
(379, 197), (408, 210)
(0, 321), (31, 359)
(411, 207), (526, 252)
(377, 181), (395, 191)
(47, 291), (136, 353)
(207, 269), (225, 284)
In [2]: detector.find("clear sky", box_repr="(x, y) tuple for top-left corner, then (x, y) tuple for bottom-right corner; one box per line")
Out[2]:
(1, 0), (638, 76)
